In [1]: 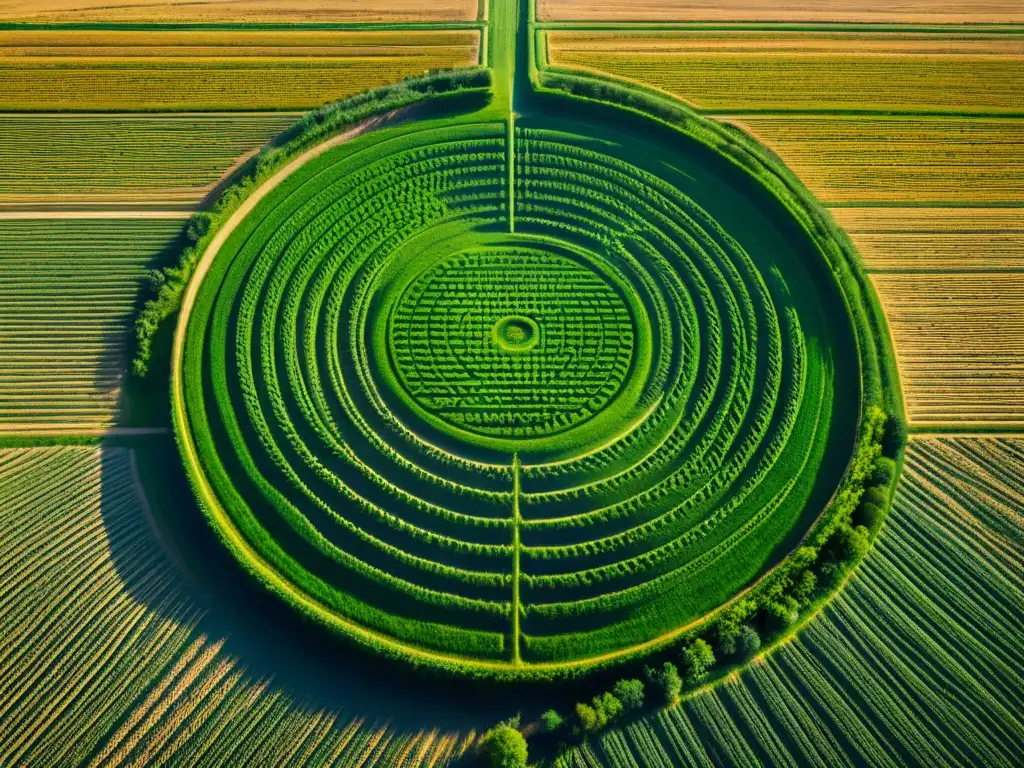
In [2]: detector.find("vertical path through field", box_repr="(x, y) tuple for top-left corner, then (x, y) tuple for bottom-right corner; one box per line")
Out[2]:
(492, 0), (530, 664)
(489, 0), (521, 234)
(507, 114), (516, 233)
(511, 453), (522, 664)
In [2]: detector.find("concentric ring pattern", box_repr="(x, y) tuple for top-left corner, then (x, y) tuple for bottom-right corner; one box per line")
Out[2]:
(179, 112), (858, 674)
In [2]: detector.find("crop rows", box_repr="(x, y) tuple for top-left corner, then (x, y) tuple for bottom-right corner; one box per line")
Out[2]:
(831, 207), (1024, 272)
(0, 30), (479, 111)
(548, 31), (1024, 114)
(558, 437), (1024, 767)
(180, 112), (852, 672)
(0, 0), (479, 22)
(537, 0), (1024, 23)
(723, 116), (1024, 204)
(872, 273), (1024, 425)
(0, 446), (476, 766)
(0, 114), (297, 210)
(0, 219), (181, 431)
(0, 0), (479, 23)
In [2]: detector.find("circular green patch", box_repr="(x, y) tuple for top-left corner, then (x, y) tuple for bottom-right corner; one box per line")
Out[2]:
(492, 315), (538, 353)
(387, 247), (635, 440)
(175, 101), (878, 679)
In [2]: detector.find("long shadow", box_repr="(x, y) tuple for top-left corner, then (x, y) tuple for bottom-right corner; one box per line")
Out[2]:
(103, 437), (574, 735)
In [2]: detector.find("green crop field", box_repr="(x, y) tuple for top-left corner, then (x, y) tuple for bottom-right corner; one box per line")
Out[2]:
(0, 219), (182, 432)
(0, 0), (1020, 765)
(0, 114), (300, 210)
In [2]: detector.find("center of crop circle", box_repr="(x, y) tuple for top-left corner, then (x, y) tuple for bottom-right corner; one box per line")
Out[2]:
(492, 315), (539, 353)
(384, 245), (638, 442)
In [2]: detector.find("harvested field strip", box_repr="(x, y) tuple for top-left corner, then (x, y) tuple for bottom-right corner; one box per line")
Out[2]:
(548, 31), (1024, 114)
(0, 30), (479, 111)
(0, 29), (480, 53)
(0, 0), (479, 24)
(848, 233), (1024, 272)
(559, 437), (1024, 767)
(0, 113), (296, 209)
(723, 116), (1024, 204)
(831, 207), (1024, 233)
(871, 273), (1024, 426)
(0, 219), (181, 431)
(0, 446), (477, 766)
(537, 0), (1024, 24)
(830, 207), (1024, 272)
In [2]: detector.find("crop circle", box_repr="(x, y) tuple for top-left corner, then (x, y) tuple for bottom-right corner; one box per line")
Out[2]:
(176, 107), (863, 677)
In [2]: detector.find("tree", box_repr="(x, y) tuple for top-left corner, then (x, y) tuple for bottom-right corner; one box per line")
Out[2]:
(595, 691), (623, 722)
(792, 569), (817, 604)
(681, 639), (716, 685)
(541, 709), (565, 734)
(861, 485), (889, 509)
(714, 617), (740, 657)
(826, 524), (870, 566)
(855, 500), (885, 530)
(613, 678), (645, 711)
(479, 722), (528, 768)
(871, 456), (896, 487)
(765, 597), (800, 632)
(646, 661), (682, 704)
(737, 625), (761, 659)
(575, 702), (602, 734)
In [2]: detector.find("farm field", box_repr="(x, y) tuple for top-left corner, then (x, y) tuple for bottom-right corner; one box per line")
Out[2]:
(176, 104), (865, 673)
(0, 30), (480, 111)
(871, 274), (1024, 426)
(1, 0), (1022, 765)
(2, 439), (1019, 765)
(547, 31), (1024, 114)
(0, 114), (298, 210)
(0, 446), (479, 766)
(717, 117), (1024, 205)
(557, 437), (1024, 767)
(830, 208), (1024, 272)
(537, 0), (1024, 23)
(0, 0), (480, 23)
(0, 219), (182, 433)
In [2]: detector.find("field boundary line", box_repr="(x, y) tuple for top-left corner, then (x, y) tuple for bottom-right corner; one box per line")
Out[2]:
(534, 22), (1024, 34)
(909, 426), (1024, 437)
(0, 211), (191, 220)
(0, 22), (487, 32)
(0, 427), (171, 437)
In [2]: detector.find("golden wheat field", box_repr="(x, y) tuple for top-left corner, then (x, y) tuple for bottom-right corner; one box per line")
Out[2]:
(547, 31), (1024, 113)
(831, 208), (1024, 272)
(873, 273), (1024, 426)
(0, 114), (298, 210)
(725, 117), (1024, 204)
(0, 0), (480, 23)
(538, 0), (1024, 23)
(0, 30), (480, 111)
